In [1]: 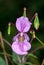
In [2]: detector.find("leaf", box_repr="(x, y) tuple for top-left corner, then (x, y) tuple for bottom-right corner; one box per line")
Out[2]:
(28, 53), (40, 65)
(34, 14), (40, 30)
(28, 53), (38, 58)
(26, 62), (35, 65)
(12, 52), (18, 63)
(0, 57), (6, 65)
(18, 63), (24, 65)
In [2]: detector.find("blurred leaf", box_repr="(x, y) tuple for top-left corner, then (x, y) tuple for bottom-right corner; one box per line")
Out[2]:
(28, 53), (40, 65)
(28, 53), (38, 58)
(12, 52), (18, 63)
(18, 63), (24, 65)
(26, 62), (35, 65)
(0, 57), (6, 65)
(10, 23), (17, 37)
(12, 52), (25, 65)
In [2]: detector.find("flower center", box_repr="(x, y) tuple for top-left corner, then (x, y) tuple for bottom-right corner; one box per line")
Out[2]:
(19, 36), (24, 42)
(18, 33), (25, 42)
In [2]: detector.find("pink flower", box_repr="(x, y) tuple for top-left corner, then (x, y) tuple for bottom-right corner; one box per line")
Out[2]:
(12, 16), (32, 55)
(16, 16), (32, 32)
(12, 33), (31, 55)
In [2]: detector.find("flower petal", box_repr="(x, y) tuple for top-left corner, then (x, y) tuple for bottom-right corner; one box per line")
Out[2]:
(19, 41), (31, 52)
(13, 33), (20, 41)
(12, 41), (28, 55)
(16, 16), (32, 32)
(24, 33), (30, 41)
(13, 33), (30, 41)
(24, 40), (31, 51)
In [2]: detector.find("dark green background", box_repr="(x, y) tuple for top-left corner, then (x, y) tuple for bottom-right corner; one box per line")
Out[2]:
(0, 0), (44, 65)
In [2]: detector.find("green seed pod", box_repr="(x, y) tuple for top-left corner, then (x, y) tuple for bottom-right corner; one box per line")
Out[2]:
(23, 7), (26, 17)
(8, 22), (11, 35)
(34, 13), (40, 30)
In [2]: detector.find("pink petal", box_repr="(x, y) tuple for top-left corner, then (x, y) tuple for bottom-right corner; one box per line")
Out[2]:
(24, 33), (30, 41)
(19, 41), (31, 52)
(24, 40), (31, 51)
(12, 41), (28, 55)
(13, 33), (20, 41)
(16, 16), (32, 32)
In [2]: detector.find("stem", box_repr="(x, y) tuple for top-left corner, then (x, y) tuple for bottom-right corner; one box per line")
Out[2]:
(0, 33), (22, 64)
(25, 46), (44, 62)
(3, 38), (11, 48)
(0, 52), (14, 65)
(17, 55), (21, 63)
(30, 36), (34, 43)
(41, 59), (44, 65)
(7, 55), (14, 65)
(35, 36), (44, 45)
(0, 32), (8, 65)
(30, 30), (44, 45)
(30, 12), (38, 22)
(26, 32), (44, 61)
(31, 46), (44, 54)
(22, 56), (25, 63)
(0, 52), (24, 65)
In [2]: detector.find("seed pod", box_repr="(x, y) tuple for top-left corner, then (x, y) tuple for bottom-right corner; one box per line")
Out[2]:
(34, 13), (40, 30)
(8, 22), (11, 35)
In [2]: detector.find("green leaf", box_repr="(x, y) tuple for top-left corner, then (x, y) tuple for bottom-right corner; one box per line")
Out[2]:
(12, 52), (18, 63)
(18, 63), (24, 65)
(28, 53), (40, 65)
(26, 62), (35, 65)
(28, 53), (38, 58)
(34, 14), (40, 30)
(0, 57), (6, 65)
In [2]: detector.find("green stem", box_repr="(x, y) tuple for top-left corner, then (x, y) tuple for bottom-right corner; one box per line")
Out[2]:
(31, 46), (44, 54)
(35, 36), (44, 45)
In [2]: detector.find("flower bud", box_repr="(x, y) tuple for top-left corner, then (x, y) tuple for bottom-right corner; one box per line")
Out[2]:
(33, 31), (35, 38)
(34, 13), (40, 30)
(8, 22), (11, 35)
(23, 7), (26, 17)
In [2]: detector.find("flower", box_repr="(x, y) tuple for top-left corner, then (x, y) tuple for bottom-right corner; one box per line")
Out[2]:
(13, 33), (29, 41)
(16, 16), (32, 32)
(12, 33), (31, 55)
(12, 16), (32, 55)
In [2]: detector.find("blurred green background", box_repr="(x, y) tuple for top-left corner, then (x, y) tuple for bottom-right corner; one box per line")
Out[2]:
(0, 0), (44, 65)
